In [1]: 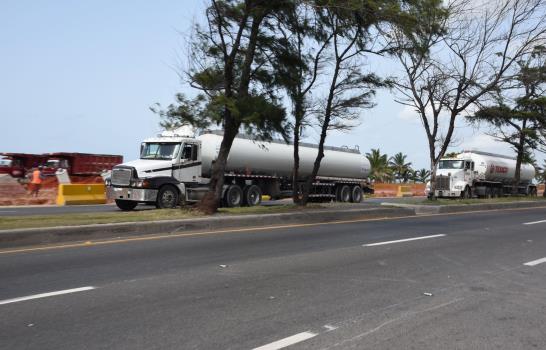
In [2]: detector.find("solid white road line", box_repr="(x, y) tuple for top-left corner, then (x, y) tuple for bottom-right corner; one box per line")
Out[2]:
(523, 257), (546, 267)
(0, 286), (96, 305)
(363, 234), (446, 247)
(523, 219), (546, 225)
(252, 332), (318, 350)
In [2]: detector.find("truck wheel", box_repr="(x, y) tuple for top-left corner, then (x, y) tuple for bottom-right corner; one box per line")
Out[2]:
(156, 185), (179, 209)
(485, 187), (492, 199)
(115, 199), (138, 211)
(224, 185), (243, 207)
(351, 186), (363, 203)
(461, 186), (472, 199)
(243, 185), (262, 207)
(492, 188), (499, 198)
(337, 185), (351, 202)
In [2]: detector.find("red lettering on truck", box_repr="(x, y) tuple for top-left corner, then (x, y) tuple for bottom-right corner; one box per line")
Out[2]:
(495, 166), (508, 173)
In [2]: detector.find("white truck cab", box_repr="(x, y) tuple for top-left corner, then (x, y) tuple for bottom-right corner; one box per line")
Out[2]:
(107, 127), (204, 210)
(430, 150), (536, 199)
(434, 158), (476, 198)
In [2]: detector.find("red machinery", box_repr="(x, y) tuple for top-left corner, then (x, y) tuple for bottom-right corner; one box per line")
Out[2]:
(45, 153), (123, 176)
(0, 153), (49, 178)
(0, 152), (123, 178)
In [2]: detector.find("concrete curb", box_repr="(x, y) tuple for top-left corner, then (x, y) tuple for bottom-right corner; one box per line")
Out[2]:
(381, 200), (546, 215)
(0, 207), (415, 249)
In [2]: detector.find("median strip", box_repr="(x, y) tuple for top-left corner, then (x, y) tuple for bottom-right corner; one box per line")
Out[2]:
(252, 331), (318, 350)
(0, 286), (96, 305)
(363, 234), (446, 247)
(523, 257), (546, 267)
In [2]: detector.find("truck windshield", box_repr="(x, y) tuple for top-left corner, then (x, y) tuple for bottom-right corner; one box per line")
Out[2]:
(140, 143), (180, 160)
(438, 160), (464, 169)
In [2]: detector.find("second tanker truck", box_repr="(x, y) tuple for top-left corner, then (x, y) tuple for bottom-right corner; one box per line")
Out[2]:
(430, 150), (537, 199)
(106, 127), (372, 210)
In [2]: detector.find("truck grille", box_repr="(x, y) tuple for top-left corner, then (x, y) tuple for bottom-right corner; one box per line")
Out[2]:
(436, 175), (450, 190)
(111, 168), (132, 186)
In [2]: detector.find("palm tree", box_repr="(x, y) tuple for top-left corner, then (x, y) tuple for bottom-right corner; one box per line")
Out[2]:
(404, 168), (418, 183)
(415, 168), (431, 183)
(389, 152), (412, 183)
(365, 149), (392, 182)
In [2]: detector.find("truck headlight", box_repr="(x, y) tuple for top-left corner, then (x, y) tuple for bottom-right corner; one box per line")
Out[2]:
(134, 179), (150, 188)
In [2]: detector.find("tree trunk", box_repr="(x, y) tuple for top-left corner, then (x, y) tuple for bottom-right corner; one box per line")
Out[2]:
(291, 95), (305, 205)
(301, 130), (326, 205)
(429, 159), (438, 200)
(197, 118), (240, 214)
(426, 134), (437, 200)
(513, 122), (526, 195)
(197, 12), (265, 214)
(292, 118), (302, 205)
(300, 58), (340, 205)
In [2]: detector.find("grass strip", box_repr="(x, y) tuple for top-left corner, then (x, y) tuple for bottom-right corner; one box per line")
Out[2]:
(0, 204), (318, 230)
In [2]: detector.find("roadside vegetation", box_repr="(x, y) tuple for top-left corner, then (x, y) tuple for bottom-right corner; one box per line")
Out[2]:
(365, 149), (431, 184)
(0, 204), (324, 230)
(153, 0), (545, 210)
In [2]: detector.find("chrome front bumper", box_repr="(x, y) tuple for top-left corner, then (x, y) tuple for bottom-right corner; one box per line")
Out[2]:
(434, 190), (461, 198)
(107, 186), (158, 202)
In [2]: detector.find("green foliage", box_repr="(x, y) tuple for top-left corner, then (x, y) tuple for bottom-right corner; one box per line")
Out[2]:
(470, 47), (546, 158)
(388, 152), (413, 183)
(414, 168), (431, 183)
(366, 148), (392, 182)
(153, 0), (292, 142)
(151, 94), (213, 130)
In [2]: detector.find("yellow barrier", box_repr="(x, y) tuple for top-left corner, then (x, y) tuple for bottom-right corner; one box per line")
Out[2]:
(56, 184), (107, 206)
(396, 185), (413, 197)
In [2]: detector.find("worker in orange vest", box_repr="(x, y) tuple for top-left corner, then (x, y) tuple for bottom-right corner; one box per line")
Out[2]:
(29, 166), (44, 197)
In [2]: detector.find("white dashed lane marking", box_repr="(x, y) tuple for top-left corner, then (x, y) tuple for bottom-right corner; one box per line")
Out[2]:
(0, 286), (96, 306)
(523, 257), (546, 267)
(252, 331), (318, 350)
(363, 234), (446, 247)
(523, 219), (546, 225)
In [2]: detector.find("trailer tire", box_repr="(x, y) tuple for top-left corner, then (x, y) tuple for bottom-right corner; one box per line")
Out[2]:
(337, 185), (351, 203)
(492, 188), (500, 198)
(115, 199), (138, 211)
(485, 187), (492, 199)
(156, 185), (179, 209)
(224, 185), (243, 207)
(351, 185), (363, 203)
(243, 185), (262, 207)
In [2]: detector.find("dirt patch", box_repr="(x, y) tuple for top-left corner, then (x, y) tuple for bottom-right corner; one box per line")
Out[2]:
(0, 174), (104, 206)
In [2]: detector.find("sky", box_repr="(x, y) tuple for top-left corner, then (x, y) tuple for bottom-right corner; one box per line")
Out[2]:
(1, 1), (544, 171)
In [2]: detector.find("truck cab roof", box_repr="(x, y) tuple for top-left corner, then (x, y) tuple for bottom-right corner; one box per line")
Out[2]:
(142, 137), (200, 144)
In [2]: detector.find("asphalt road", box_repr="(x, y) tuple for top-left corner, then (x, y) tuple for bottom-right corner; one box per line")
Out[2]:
(1, 207), (546, 349)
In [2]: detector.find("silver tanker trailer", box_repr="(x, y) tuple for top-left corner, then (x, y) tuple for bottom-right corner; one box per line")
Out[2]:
(106, 127), (372, 210)
(431, 150), (537, 199)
